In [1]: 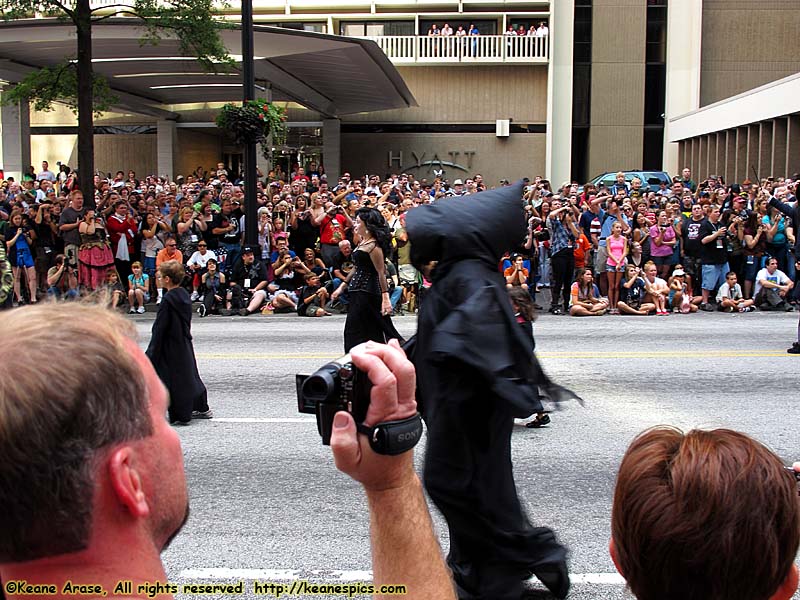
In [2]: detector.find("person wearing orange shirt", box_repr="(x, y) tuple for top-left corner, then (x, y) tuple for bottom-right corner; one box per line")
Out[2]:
(572, 228), (592, 283)
(155, 234), (184, 304)
(504, 254), (530, 290)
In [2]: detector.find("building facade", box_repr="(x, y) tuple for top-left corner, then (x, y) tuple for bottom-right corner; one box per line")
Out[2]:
(1, 0), (799, 185)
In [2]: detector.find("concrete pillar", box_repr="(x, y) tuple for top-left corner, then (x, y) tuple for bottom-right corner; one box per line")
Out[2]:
(746, 124), (760, 181)
(545, 0), (573, 186)
(323, 118), (341, 183)
(0, 97), (31, 181)
(663, 0), (702, 175)
(787, 114), (800, 177)
(725, 130), (736, 184)
(735, 127), (747, 183)
(772, 118), (787, 178)
(759, 121), (773, 178)
(156, 119), (177, 181)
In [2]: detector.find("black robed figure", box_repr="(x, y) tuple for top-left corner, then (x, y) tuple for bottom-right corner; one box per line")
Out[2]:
(406, 182), (571, 600)
(146, 262), (210, 425)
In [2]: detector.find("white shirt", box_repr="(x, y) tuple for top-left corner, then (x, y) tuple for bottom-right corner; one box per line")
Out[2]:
(716, 282), (743, 303)
(187, 249), (217, 268)
(754, 268), (790, 296)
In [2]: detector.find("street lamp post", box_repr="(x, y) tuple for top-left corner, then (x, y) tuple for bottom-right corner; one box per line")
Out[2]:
(242, 0), (258, 247)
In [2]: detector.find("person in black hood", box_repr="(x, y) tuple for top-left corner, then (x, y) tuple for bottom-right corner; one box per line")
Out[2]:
(405, 181), (574, 600)
(146, 260), (212, 425)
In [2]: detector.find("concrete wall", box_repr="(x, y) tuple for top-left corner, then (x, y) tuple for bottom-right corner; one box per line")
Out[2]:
(700, 0), (800, 107)
(587, 0), (646, 177)
(31, 134), (156, 177)
(343, 65), (548, 124)
(341, 132), (545, 182)
(175, 129), (224, 179)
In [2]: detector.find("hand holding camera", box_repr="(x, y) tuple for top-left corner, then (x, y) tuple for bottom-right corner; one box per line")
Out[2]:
(325, 340), (420, 491)
(298, 338), (421, 471)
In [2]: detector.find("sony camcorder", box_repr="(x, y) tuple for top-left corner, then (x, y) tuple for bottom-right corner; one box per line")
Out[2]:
(296, 354), (370, 446)
(296, 339), (423, 455)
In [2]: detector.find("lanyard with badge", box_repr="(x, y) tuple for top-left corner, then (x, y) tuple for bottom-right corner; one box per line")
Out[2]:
(711, 223), (723, 249)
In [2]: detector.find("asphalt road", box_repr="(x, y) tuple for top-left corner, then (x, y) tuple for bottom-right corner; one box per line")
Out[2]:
(132, 308), (800, 600)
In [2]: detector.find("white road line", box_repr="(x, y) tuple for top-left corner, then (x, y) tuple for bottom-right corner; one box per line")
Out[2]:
(211, 417), (316, 423)
(177, 568), (625, 585)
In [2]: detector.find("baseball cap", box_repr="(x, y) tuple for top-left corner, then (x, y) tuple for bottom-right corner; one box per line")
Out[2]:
(453, 179), (463, 185)
(673, 269), (685, 276)
(242, 245), (255, 254)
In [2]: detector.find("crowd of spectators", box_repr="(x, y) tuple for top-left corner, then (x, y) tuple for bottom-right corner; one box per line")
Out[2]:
(513, 169), (799, 318)
(1, 161), (797, 326)
(0, 162), (482, 317)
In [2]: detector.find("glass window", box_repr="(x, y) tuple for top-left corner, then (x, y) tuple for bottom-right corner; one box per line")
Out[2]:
(341, 21), (414, 37)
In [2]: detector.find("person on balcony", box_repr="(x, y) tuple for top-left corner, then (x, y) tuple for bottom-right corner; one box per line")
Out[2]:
(469, 23), (480, 57)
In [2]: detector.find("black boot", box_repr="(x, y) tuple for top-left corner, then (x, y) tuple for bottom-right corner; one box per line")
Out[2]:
(532, 561), (570, 599)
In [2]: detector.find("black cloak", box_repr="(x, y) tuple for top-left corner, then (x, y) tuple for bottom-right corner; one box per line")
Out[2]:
(146, 286), (209, 423)
(406, 182), (570, 600)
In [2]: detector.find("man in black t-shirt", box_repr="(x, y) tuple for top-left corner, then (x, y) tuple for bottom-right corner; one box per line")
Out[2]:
(226, 246), (268, 315)
(210, 199), (241, 271)
(697, 205), (729, 310)
(681, 203), (706, 295)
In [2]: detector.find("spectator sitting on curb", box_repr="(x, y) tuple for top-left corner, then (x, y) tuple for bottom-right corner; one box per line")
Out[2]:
(754, 256), (795, 312)
(716, 271), (755, 312)
(568, 268), (608, 316)
(617, 264), (655, 315)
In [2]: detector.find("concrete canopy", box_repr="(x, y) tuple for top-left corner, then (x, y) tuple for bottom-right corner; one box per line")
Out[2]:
(0, 19), (417, 119)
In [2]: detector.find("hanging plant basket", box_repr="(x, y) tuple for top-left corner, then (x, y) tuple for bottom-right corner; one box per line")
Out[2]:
(215, 100), (287, 158)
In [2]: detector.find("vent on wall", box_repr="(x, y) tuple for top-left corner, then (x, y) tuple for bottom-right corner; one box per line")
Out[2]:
(496, 119), (510, 137)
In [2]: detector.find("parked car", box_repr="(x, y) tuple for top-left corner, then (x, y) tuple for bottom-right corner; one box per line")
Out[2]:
(584, 170), (672, 194)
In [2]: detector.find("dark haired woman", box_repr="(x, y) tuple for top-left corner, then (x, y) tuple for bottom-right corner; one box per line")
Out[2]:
(331, 207), (401, 352)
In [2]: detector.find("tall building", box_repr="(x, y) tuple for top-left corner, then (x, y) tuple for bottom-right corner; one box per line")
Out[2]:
(1, 0), (799, 184)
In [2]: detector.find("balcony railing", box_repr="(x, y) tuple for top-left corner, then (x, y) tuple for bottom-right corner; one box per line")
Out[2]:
(360, 34), (549, 64)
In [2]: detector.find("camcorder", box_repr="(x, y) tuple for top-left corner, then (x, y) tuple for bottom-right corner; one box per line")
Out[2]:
(296, 339), (422, 455)
(296, 354), (370, 445)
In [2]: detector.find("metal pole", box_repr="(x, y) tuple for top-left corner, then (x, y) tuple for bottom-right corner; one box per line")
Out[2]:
(242, 0), (258, 247)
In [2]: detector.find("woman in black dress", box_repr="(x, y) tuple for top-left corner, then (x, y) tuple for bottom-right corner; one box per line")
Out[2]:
(331, 207), (401, 352)
(146, 259), (212, 425)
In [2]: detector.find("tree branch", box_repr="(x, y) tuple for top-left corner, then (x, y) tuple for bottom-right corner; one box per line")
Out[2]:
(43, 0), (75, 19)
(89, 3), (136, 12)
(91, 9), (143, 22)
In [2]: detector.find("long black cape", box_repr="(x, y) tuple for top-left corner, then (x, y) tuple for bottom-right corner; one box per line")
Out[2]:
(406, 182), (571, 599)
(146, 287), (208, 423)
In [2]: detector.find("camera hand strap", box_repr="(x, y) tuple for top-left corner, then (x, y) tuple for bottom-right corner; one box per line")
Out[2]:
(357, 413), (423, 456)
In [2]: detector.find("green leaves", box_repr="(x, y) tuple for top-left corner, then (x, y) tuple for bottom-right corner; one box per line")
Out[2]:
(216, 100), (287, 156)
(0, 61), (118, 117)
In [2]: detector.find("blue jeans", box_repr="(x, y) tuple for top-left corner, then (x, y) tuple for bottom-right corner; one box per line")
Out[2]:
(48, 286), (79, 300)
(701, 263), (730, 292)
(221, 242), (241, 273)
(390, 286), (403, 309)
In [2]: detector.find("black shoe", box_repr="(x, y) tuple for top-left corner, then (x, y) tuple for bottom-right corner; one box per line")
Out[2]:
(192, 409), (214, 419)
(239, 308), (250, 316)
(788, 343), (800, 355)
(197, 305), (207, 318)
(533, 561), (570, 600)
(785, 304), (795, 312)
(700, 302), (714, 312)
(526, 414), (551, 428)
(171, 419), (191, 426)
